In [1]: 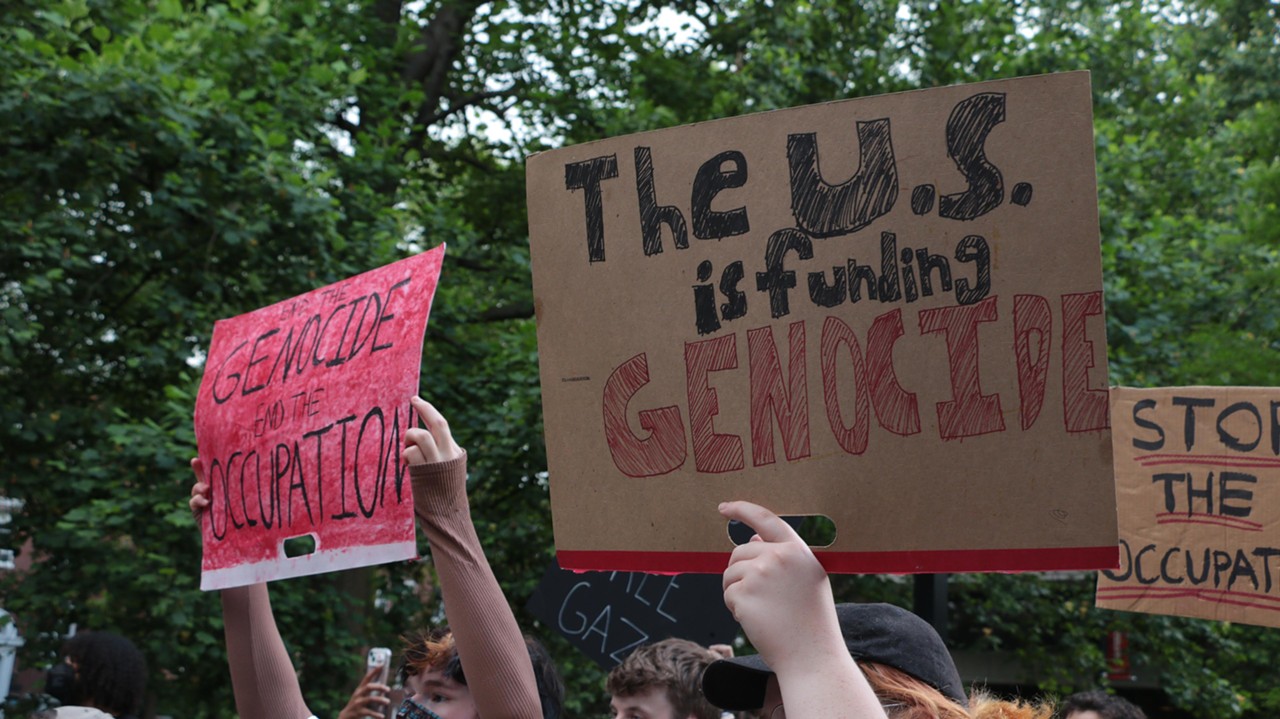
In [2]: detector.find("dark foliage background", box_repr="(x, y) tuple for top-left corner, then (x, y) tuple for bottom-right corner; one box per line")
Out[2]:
(2, 0), (1278, 716)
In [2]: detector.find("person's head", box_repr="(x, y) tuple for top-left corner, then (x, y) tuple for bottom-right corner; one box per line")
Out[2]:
(701, 603), (967, 719)
(399, 627), (474, 719)
(607, 638), (722, 719)
(1060, 690), (1146, 719)
(398, 627), (564, 719)
(49, 631), (146, 718)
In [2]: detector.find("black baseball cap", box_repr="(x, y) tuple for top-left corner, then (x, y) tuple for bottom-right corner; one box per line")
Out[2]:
(700, 602), (967, 710)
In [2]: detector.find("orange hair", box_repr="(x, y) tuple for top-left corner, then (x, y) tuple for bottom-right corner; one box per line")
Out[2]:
(401, 628), (458, 676)
(968, 691), (1056, 719)
(860, 662), (1055, 719)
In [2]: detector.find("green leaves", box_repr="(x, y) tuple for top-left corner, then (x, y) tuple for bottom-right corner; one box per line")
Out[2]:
(4, 0), (1280, 716)
(156, 0), (183, 20)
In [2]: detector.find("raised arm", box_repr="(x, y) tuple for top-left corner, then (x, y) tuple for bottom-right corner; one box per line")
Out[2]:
(403, 396), (542, 718)
(191, 459), (313, 719)
(719, 501), (886, 719)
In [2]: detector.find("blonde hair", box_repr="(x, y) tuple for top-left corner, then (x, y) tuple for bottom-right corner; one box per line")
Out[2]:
(968, 691), (1056, 719)
(860, 662), (1055, 719)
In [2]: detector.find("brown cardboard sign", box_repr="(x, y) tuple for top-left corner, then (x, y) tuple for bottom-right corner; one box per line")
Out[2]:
(526, 72), (1116, 574)
(1098, 387), (1280, 628)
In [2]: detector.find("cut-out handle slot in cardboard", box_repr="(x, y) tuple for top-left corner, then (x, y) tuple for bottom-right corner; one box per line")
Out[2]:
(283, 534), (318, 559)
(728, 515), (836, 548)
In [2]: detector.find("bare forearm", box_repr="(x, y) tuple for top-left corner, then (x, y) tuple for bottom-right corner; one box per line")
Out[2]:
(773, 645), (886, 719)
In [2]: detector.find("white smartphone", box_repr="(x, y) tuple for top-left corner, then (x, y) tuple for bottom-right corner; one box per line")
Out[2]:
(367, 646), (392, 689)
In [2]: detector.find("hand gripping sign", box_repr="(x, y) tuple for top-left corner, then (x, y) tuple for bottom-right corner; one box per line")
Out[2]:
(194, 246), (444, 590)
(526, 72), (1118, 575)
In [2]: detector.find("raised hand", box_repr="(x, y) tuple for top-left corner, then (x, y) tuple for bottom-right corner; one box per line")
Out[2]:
(402, 396), (464, 466)
(718, 500), (838, 674)
(337, 665), (393, 719)
(718, 500), (886, 719)
(190, 457), (210, 518)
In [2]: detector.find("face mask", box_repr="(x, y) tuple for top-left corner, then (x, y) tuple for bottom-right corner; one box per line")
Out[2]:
(45, 660), (77, 704)
(395, 698), (444, 719)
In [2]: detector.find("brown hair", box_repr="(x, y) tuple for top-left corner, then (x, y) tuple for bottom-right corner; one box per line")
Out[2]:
(860, 662), (1054, 719)
(607, 639), (722, 719)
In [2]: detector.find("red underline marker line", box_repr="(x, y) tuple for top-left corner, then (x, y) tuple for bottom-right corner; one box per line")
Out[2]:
(1097, 586), (1280, 611)
(1155, 513), (1263, 531)
(1134, 453), (1280, 468)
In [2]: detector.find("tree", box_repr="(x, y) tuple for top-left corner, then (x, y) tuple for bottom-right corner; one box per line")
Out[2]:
(3, 0), (1278, 716)
(1, 1), (412, 714)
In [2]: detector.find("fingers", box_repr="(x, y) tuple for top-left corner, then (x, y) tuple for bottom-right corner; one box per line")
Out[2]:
(722, 561), (766, 621)
(717, 503), (838, 676)
(402, 427), (440, 463)
(403, 396), (463, 464)
(340, 668), (392, 719)
(189, 492), (209, 515)
(411, 396), (451, 437)
(354, 665), (380, 687)
(189, 458), (210, 516)
(339, 693), (390, 719)
(720, 502), (827, 624)
(357, 686), (391, 701)
(719, 500), (803, 544)
(721, 540), (770, 588)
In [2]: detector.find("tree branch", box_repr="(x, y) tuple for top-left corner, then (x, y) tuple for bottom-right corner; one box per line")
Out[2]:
(422, 142), (499, 173)
(476, 303), (534, 323)
(449, 256), (493, 273)
(420, 85), (521, 127)
(331, 114), (360, 136)
(401, 0), (486, 152)
(105, 265), (167, 317)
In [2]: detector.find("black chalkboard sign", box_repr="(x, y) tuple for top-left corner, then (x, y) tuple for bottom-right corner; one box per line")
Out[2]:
(526, 559), (739, 669)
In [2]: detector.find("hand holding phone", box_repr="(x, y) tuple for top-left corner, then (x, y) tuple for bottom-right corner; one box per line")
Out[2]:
(339, 648), (394, 719)
(367, 647), (392, 691)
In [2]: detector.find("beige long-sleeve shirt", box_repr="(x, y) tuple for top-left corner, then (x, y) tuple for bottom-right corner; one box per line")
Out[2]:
(219, 452), (541, 719)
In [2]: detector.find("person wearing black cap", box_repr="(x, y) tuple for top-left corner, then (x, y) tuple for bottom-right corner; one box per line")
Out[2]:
(706, 501), (1052, 719)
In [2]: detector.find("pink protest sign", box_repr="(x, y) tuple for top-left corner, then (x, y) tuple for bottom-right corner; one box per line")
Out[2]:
(194, 246), (445, 590)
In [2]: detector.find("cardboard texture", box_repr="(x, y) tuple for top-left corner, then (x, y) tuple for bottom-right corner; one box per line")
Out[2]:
(194, 246), (445, 590)
(526, 561), (739, 669)
(526, 71), (1117, 574)
(1098, 386), (1280, 628)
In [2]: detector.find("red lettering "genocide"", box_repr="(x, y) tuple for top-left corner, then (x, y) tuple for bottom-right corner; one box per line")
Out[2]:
(601, 292), (1107, 477)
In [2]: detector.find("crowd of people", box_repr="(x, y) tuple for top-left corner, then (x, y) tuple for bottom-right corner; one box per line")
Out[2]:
(40, 395), (1151, 719)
